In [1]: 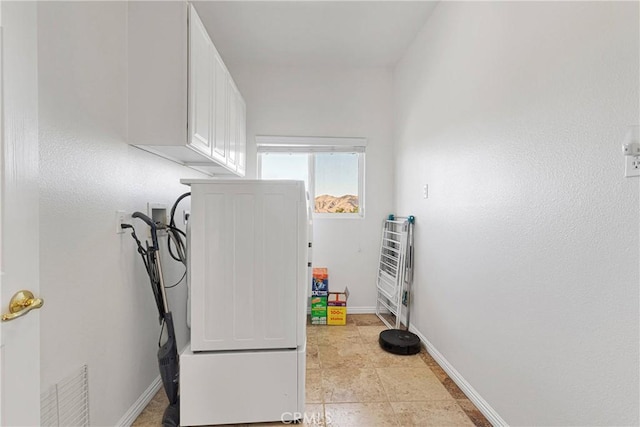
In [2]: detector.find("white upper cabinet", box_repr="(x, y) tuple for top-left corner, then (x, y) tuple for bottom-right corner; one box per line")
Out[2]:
(237, 95), (247, 176)
(128, 2), (246, 177)
(226, 77), (238, 172)
(213, 54), (228, 164)
(188, 6), (214, 157)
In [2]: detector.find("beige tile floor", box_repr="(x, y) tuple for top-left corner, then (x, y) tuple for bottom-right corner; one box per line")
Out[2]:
(133, 314), (491, 427)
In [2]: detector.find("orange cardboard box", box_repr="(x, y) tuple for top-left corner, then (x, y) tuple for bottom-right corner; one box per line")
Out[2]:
(312, 267), (329, 295)
(312, 267), (328, 280)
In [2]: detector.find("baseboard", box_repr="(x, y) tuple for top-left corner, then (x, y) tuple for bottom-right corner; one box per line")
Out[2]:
(306, 306), (378, 314)
(409, 325), (508, 427)
(347, 306), (377, 314)
(116, 375), (162, 427)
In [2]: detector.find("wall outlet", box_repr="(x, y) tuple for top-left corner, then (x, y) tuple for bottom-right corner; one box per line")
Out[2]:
(625, 156), (640, 177)
(116, 211), (129, 234)
(423, 184), (428, 199)
(148, 203), (168, 235)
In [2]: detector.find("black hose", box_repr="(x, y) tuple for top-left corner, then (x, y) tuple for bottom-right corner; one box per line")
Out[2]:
(167, 192), (190, 265)
(123, 219), (164, 320)
(132, 211), (159, 250)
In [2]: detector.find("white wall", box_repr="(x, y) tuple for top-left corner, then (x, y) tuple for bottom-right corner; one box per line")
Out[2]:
(394, 2), (639, 425)
(232, 65), (394, 310)
(37, 3), (203, 425)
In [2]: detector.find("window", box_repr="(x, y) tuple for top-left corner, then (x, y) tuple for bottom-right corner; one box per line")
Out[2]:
(314, 153), (360, 214)
(257, 136), (366, 218)
(260, 153), (309, 189)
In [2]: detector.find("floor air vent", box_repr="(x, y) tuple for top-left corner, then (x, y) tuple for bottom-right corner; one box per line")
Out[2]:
(41, 365), (90, 427)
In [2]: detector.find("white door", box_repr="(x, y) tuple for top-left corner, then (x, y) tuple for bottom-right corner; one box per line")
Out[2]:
(188, 4), (214, 157)
(236, 95), (246, 177)
(226, 78), (238, 171)
(212, 53), (228, 164)
(0, 2), (41, 426)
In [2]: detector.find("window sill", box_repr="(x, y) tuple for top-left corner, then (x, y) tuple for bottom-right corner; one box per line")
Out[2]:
(312, 213), (364, 220)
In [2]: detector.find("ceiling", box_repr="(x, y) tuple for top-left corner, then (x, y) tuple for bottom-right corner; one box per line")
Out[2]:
(193, 1), (438, 68)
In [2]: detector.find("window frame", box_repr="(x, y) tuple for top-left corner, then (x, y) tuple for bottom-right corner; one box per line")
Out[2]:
(256, 136), (366, 219)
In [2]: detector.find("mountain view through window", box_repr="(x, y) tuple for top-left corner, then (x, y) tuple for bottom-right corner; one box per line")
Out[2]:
(314, 153), (359, 213)
(259, 151), (361, 215)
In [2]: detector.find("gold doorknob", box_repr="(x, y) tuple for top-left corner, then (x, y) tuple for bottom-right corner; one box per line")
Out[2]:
(1, 290), (44, 322)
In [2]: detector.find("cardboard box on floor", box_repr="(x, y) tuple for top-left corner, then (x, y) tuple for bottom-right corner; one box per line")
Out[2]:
(311, 267), (329, 325)
(311, 267), (328, 295)
(327, 286), (349, 326)
(310, 295), (327, 325)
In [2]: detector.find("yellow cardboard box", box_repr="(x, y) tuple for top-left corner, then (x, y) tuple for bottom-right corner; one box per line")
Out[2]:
(327, 287), (349, 326)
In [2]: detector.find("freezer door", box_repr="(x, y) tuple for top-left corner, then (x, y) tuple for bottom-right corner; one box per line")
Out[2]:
(189, 180), (305, 351)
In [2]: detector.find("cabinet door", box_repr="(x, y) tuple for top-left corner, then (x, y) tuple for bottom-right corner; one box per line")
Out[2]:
(226, 77), (238, 171)
(213, 54), (227, 163)
(188, 5), (213, 156)
(236, 94), (247, 176)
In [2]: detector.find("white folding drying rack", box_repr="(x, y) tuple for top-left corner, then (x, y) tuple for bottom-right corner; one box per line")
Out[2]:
(375, 215), (415, 330)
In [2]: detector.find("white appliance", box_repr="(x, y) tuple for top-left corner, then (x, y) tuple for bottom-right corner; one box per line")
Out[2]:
(179, 179), (310, 426)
